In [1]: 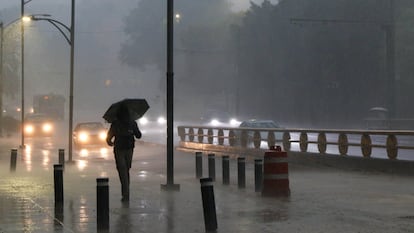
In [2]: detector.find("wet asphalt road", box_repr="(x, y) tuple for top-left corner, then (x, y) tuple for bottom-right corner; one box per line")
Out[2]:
(0, 136), (414, 232)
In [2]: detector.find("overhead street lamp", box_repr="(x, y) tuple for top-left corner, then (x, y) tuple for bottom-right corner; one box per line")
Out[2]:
(28, 5), (76, 162)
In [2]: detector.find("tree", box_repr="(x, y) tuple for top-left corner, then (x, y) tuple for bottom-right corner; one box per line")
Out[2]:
(0, 7), (21, 100)
(120, 0), (232, 72)
(233, 0), (390, 126)
(120, 0), (238, 118)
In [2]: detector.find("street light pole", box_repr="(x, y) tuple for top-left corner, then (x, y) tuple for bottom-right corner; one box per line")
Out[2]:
(20, 0), (33, 148)
(68, 0), (75, 162)
(0, 22), (3, 137)
(161, 0), (180, 191)
(21, 0), (25, 148)
(29, 1), (75, 162)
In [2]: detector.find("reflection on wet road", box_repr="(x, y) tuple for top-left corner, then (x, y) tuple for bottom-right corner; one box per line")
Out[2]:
(1, 136), (414, 232)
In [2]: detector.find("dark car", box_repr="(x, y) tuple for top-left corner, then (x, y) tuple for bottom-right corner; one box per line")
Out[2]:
(24, 113), (55, 137)
(73, 122), (108, 148)
(238, 119), (282, 147)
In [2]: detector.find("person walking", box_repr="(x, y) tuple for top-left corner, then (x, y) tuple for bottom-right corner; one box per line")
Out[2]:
(106, 104), (142, 202)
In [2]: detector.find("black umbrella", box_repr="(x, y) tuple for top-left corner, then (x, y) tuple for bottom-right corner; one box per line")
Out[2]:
(103, 98), (150, 123)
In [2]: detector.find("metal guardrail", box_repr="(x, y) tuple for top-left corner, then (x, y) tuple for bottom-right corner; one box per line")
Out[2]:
(177, 126), (414, 160)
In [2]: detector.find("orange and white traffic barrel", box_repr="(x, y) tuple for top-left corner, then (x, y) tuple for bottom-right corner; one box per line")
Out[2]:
(262, 145), (290, 197)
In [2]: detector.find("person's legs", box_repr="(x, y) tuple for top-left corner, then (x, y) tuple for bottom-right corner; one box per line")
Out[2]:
(125, 148), (133, 185)
(115, 148), (133, 201)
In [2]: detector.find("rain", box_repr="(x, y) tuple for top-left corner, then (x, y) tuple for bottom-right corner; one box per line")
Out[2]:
(1, 0), (414, 232)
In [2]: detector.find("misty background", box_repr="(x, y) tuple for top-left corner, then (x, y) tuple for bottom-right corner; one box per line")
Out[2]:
(1, 0), (413, 129)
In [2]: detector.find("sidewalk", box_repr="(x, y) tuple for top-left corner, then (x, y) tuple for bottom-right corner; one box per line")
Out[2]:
(0, 142), (414, 233)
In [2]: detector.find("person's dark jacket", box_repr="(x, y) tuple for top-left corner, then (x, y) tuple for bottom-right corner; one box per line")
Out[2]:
(106, 120), (141, 149)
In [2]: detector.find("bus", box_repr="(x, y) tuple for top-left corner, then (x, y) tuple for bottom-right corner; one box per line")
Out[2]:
(33, 94), (65, 120)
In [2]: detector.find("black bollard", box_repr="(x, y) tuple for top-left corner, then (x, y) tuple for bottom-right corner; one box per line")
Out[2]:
(222, 155), (230, 185)
(254, 159), (263, 192)
(237, 157), (246, 188)
(54, 164), (64, 205)
(58, 149), (65, 168)
(54, 202), (64, 226)
(10, 149), (17, 172)
(200, 178), (217, 232)
(208, 154), (215, 181)
(196, 152), (203, 178)
(97, 178), (109, 230)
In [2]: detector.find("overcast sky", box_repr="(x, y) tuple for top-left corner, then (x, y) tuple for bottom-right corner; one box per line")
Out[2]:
(0, 0), (280, 13)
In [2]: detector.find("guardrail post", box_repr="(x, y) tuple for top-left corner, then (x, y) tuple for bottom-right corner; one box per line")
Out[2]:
(196, 152), (203, 178)
(254, 159), (263, 192)
(200, 177), (217, 232)
(208, 154), (215, 181)
(54, 164), (64, 205)
(222, 155), (230, 185)
(237, 157), (246, 188)
(10, 149), (17, 172)
(58, 149), (65, 170)
(97, 177), (109, 230)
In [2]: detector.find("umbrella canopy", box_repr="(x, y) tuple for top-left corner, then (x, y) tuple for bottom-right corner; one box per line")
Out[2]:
(103, 98), (150, 123)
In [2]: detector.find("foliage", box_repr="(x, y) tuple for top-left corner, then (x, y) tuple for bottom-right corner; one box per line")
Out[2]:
(120, 0), (233, 72)
(1, 7), (21, 99)
(232, 0), (401, 125)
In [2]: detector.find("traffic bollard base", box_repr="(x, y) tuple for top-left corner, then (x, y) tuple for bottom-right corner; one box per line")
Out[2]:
(161, 183), (181, 191)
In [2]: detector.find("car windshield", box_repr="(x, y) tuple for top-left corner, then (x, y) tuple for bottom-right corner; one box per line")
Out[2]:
(77, 123), (104, 130)
(239, 121), (279, 128)
(25, 114), (51, 122)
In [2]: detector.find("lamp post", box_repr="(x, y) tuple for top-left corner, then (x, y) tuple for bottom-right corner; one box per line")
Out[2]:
(0, 22), (4, 137)
(20, 0), (33, 148)
(161, 0), (180, 191)
(29, 0), (75, 162)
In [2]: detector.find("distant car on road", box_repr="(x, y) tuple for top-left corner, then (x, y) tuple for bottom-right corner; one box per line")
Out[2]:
(73, 122), (108, 149)
(200, 110), (240, 127)
(24, 113), (55, 137)
(239, 119), (280, 129)
(238, 119), (282, 147)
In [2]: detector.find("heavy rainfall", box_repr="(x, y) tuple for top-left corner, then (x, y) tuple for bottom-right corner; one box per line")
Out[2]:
(1, 0), (413, 150)
(1, 0), (414, 232)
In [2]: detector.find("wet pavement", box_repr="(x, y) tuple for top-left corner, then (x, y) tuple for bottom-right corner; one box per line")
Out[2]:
(0, 139), (414, 233)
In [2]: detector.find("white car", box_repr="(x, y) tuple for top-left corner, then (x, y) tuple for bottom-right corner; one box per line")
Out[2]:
(24, 113), (55, 137)
(73, 122), (108, 149)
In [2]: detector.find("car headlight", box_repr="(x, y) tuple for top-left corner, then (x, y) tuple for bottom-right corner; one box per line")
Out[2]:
(79, 132), (89, 142)
(25, 124), (34, 134)
(157, 116), (166, 125)
(210, 119), (220, 126)
(139, 117), (148, 125)
(230, 118), (241, 126)
(42, 123), (53, 133)
(99, 131), (107, 140)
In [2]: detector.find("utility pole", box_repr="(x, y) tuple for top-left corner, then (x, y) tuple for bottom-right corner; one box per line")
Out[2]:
(291, 0), (396, 118)
(385, 0), (396, 118)
(0, 22), (3, 137)
(21, 0), (25, 148)
(161, 0), (180, 191)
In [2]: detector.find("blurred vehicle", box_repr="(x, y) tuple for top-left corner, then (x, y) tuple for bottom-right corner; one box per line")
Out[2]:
(24, 113), (55, 137)
(364, 107), (389, 129)
(239, 119), (280, 129)
(33, 94), (65, 120)
(73, 122), (108, 149)
(138, 111), (166, 133)
(200, 110), (240, 127)
(238, 119), (282, 145)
